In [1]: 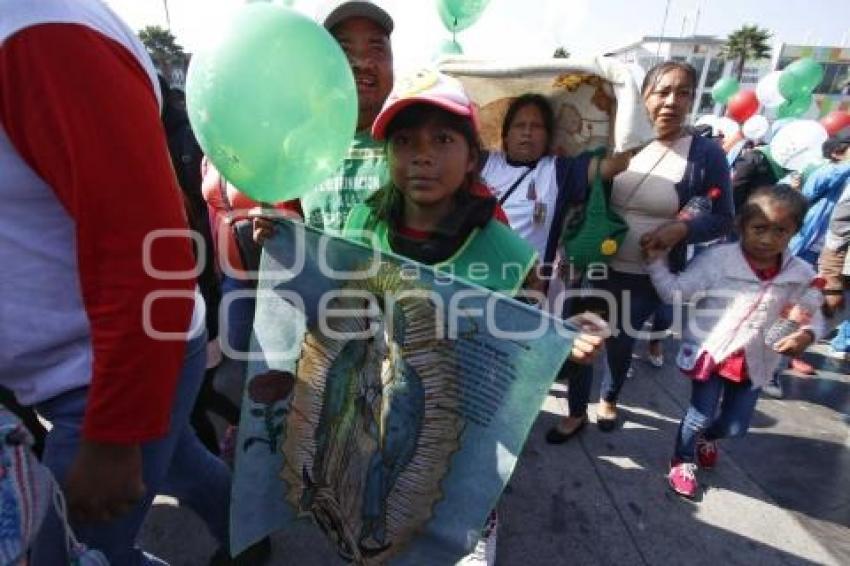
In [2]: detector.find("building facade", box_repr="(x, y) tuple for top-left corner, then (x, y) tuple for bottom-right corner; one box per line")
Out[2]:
(607, 35), (850, 118)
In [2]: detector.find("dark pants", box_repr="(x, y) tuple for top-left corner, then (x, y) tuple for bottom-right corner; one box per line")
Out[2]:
(566, 270), (663, 416)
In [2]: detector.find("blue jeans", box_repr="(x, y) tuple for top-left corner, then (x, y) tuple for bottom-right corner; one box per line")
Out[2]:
(567, 271), (662, 415)
(673, 374), (760, 462)
(831, 320), (850, 353)
(220, 274), (256, 357)
(32, 332), (231, 565)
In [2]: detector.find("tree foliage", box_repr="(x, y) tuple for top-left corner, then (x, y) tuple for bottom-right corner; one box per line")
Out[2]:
(721, 25), (772, 81)
(138, 25), (186, 69)
(553, 46), (570, 59)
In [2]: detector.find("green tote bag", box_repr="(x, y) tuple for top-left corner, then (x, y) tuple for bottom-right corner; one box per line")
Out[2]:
(559, 148), (629, 271)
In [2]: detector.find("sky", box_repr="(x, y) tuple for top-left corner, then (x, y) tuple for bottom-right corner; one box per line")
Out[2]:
(106, 0), (850, 72)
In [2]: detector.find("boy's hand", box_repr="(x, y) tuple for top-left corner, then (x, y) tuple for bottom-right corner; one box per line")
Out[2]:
(772, 329), (815, 357)
(65, 441), (145, 522)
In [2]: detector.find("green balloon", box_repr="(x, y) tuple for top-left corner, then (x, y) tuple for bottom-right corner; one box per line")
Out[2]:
(437, 38), (464, 56)
(437, 0), (491, 32)
(779, 58), (825, 100)
(778, 69), (808, 100)
(711, 77), (739, 104)
(788, 57), (824, 91)
(776, 93), (813, 119)
(186, 4), (357, 203)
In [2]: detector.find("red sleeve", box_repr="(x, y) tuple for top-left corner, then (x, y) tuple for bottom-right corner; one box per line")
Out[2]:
(471, 181), (509, 225)
(276, 199), (304, 218)
(0, 25), (194, 443)
(491, 203), (509, 225)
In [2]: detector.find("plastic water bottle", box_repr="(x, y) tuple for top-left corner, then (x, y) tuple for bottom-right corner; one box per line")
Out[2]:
(764, 277), (825, 347)
(677, 187), (722, 221)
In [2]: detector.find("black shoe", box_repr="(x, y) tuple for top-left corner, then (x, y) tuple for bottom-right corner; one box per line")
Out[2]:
(210, 536), (272, 566)
(545, 416), (587, 444)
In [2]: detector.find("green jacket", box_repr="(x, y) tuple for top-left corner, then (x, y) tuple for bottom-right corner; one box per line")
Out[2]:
(344, 204), (537, 296)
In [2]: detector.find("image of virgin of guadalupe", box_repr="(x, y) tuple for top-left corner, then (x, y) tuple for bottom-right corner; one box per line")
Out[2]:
(281, 264), (464, 563)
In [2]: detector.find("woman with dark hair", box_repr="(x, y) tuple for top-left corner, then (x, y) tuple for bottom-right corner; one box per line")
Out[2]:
(480, 93), (631, 295)
(548, 61), (734, 442)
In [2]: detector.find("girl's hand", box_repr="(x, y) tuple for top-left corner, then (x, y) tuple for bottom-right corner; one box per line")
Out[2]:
(250, 207), (301, 245)
(641, 245), (666, 263)
(253, 216), (276, 245)
(639, 221), (689, 253)
(772, 329), (815, 357)
(565, 312), (611, 365)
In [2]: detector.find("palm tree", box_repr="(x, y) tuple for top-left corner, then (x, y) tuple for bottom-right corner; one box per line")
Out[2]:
(138, 25), (186, 79)
(162, 0), (171, 30)
(553, 47), (570, 59)
(721, 25), (772, 81)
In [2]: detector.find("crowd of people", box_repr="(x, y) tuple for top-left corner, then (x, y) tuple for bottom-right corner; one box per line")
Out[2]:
(0, 0), (847, 564)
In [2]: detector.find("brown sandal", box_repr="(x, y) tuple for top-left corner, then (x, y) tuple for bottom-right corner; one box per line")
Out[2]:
(545, 415), (587, 444)
(597, 400), (618, 432)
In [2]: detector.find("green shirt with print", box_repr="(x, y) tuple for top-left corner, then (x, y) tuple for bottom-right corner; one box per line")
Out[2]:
(300, 131), (389, 235)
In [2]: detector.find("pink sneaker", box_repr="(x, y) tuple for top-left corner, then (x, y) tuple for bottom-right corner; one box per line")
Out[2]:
(696, 437), (718, 469)
(668, 460), (698, 498)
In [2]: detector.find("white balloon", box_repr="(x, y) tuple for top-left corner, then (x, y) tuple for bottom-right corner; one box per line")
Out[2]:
(742, 114), (770, 141)
(765, 117), (794, 142)
(693, 114), (718, 135)
(756, 71), (786, 109)
(769, 120), (828, 171)
(715, 116), (741, 138)
(695, 114), (719, 127)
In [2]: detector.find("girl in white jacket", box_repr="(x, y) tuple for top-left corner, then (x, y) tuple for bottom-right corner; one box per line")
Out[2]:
(644, 185), (825, 498)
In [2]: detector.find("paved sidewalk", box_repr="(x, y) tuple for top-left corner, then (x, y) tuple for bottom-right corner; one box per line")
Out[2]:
(141, 338), (850, 565)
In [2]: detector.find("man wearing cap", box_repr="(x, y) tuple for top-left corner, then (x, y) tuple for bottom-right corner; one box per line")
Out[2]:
(253, 1), (506, 242)
(298, 0), (395, 234)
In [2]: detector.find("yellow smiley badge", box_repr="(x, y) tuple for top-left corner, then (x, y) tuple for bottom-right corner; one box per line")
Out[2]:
(398, 69), (439, 98)
(600, 238), (618, 256)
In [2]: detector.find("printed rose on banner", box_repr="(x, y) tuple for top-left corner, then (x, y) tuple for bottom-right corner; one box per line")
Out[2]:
(244, 370), (295, 453)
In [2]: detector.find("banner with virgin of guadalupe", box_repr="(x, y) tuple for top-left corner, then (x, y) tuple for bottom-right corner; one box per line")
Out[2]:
(229, 219), (577, 564)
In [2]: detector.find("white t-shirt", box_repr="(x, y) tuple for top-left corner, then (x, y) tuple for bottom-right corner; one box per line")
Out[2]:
(481, 153), (560, 260)
(610, 136), (692, 274)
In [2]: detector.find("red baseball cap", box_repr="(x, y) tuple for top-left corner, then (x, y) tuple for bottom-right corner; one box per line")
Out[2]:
(371, 69), (477, 140)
